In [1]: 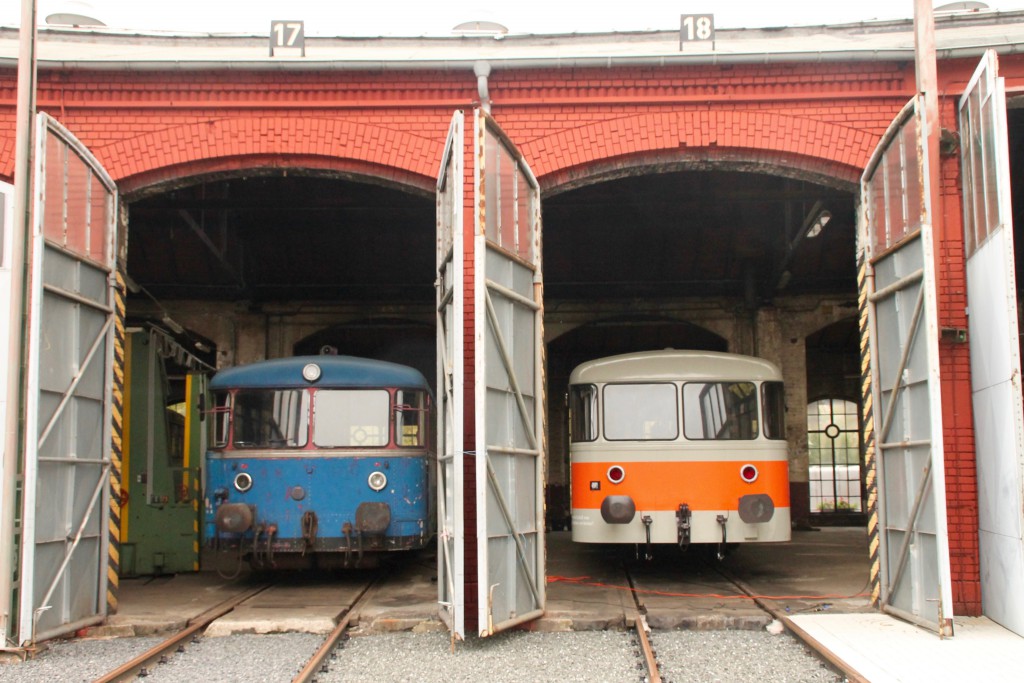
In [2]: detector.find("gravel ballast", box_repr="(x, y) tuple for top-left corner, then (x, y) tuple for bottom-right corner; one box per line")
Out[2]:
(0, 628), (843, 682)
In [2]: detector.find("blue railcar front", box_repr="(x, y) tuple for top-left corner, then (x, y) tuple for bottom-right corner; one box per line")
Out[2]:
(203, 355), (435, 570)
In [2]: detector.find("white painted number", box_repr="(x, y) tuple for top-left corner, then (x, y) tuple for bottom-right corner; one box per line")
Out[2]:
(681, 15), (714, 42)
(272, 22), (303, 47)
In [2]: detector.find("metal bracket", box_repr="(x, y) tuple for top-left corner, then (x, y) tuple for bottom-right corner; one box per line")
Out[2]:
(716, 514), (728, 561)
(641, 515), (654, 561)
(676, 504), (692, 551)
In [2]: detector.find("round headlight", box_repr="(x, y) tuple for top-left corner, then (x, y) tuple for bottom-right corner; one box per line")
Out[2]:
(607, 465), (625, 484)
(740, 464), (759, 483)
(302, 363), (322, 383)
(234, 472), (253, 492)
(368, 471), (388, 492)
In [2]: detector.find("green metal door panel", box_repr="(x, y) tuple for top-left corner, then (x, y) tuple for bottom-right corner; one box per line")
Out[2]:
(121, 330), (199, 575)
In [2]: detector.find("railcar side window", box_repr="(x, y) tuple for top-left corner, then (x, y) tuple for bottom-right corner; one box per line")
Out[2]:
(569, 384), (598, 442)
(233, 389), (309, 448)
(211, 392), (231, 448)
(313, 389), (389, 447)
(762, 381), (786, 439)
(683, 381), (758, 440)
(395, 389), (428, 447)
(603, 383), (678, 441)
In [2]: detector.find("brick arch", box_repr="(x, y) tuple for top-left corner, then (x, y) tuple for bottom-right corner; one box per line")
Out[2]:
(523, 111), (874, 193)
(96, 117), (443, 195)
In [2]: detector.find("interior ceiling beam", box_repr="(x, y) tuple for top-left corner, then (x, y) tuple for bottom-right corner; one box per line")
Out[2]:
(177, 209), (246, 290)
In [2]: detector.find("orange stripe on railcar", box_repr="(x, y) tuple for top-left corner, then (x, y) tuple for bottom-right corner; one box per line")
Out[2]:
(571, 460), (790, 511)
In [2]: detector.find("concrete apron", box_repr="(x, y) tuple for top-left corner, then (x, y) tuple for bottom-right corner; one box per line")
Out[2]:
(87, 527), (871, 637)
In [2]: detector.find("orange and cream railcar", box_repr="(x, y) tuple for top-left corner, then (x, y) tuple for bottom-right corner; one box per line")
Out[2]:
(569, 350), (791, 553)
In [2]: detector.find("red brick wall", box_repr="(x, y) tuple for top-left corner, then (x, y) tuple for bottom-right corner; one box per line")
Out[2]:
(0, 54), (1009, 617)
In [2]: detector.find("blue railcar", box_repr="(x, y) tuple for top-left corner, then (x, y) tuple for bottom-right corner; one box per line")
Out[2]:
(204, 355), (435, 570)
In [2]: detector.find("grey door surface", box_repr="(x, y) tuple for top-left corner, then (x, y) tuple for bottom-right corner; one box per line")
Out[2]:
(18, 113), (118, 645)
(958, 50), (1024, 637)
(859, 96), (954, 635)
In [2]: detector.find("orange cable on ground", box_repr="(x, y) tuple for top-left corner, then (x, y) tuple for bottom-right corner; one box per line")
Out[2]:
(546, 575), (869, 601)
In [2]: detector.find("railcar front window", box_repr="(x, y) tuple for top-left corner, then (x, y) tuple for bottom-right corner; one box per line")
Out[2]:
(603, 383), (678, 441)
(210, 392), (231, 448)
(313, 389), (389, 447)
(569, 384), (598, 442)
(762, 381), (786, 439)
(683, 381), (758, 440)
(395, 389), (428, 447)
(233, 389), (309, 448)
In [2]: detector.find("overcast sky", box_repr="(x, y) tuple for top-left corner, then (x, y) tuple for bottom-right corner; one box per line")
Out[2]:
(4, 0), (1024, 35)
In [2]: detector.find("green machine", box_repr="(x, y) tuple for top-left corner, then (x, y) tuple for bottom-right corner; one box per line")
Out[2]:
(121, 327), (211, 576)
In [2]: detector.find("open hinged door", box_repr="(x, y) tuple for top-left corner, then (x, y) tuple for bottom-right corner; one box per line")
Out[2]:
(958, 50), (1024, 637)
(436, 108), (546, 640)
(436, 111), (467, 637)
(18, 113), (118, 645)
(859, 96), (954, 635)
(0, 181), (12, 644)
(472, 109), (545, 636)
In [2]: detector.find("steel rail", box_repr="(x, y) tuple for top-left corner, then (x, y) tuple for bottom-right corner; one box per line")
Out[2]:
(291, 574), (385, 683)
(623, 563), (662, 683)
(709, 563), (870, 683)
(93, 583), (272, 683)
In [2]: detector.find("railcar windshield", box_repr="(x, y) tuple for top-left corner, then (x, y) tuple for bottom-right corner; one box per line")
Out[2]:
(313, 389), (390, 447)
(232, 389), (310, 448)
(603, 383), (679, 441)
(682, 381), (758, 440)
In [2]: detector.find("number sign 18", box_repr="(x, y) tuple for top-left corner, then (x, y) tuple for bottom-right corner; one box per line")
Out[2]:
(680, 14), (714, 43)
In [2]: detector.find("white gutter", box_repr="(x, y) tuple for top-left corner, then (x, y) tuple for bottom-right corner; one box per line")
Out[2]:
(4, 11), (1024, 71)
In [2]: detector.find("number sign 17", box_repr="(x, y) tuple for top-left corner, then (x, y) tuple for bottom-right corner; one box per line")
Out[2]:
(680, 14), (714, 43)
(270, 20), (305, 55)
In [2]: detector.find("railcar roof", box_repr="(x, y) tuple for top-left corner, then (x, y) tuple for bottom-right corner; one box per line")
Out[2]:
(210, 355), (430, 390)
(569, 350), (782, 384)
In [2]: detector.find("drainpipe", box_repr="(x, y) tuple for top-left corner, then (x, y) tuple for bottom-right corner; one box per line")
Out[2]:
(474, 60), (491, 112)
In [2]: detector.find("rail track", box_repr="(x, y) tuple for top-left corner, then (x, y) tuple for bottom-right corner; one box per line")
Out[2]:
(86, 574), (383, 683)
(93, 583), (273, 683)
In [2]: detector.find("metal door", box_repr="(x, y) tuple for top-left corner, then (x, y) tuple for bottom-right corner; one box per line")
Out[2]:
(958, 50), (1024, 637)
(0, 181), (13, 643)
(860, 96), (954, 635)
(473, 110), (545, 636)
(18, 114), (118, 644)
(436, 111), (466, 637)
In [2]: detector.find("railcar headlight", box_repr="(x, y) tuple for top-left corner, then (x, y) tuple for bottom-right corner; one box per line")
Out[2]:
(740, 464), (759, 483)
(368, 471), (388, 492)
(302, 363), (322, 383)
(234, 472), (253, 492)
(606, 465), (625, 484)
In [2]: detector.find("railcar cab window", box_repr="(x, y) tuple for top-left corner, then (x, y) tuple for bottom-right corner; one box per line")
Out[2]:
(232, 389), (310, 448)
(313, 389), (389, 447)
(211, 392), (231, 448)
(682, 381), (758, 440)
(603, 383), (679, 441)
(761, 381), (786, 439)
(569, 384), (598, 442)
(395, 389), (429, 447)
